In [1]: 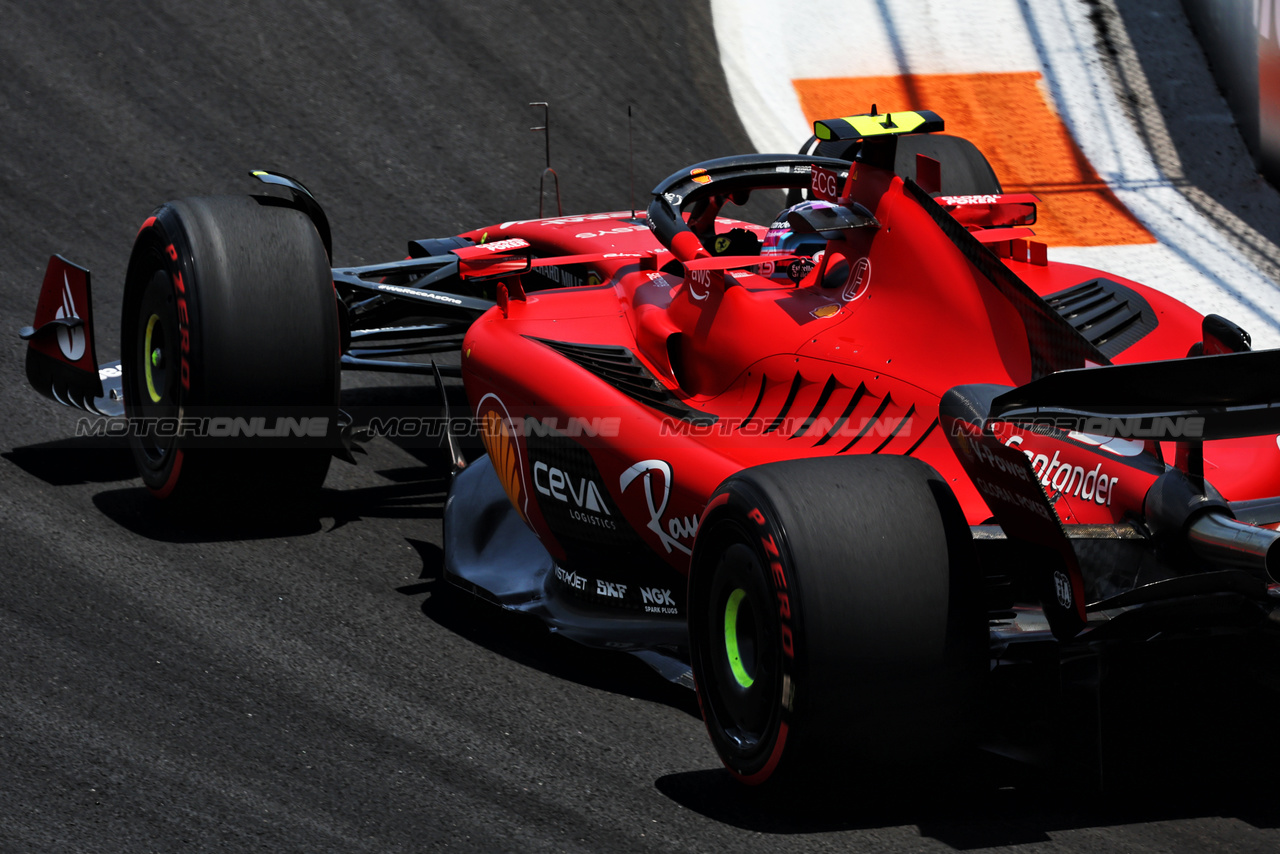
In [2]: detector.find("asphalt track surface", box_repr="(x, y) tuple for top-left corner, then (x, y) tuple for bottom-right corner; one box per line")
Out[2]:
(4, 2), (1280, 852)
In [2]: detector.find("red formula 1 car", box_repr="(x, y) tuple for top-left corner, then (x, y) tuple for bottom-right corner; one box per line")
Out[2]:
(22, 109), (1280, 788)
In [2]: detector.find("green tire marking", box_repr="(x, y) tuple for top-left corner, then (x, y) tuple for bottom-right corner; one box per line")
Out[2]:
(725, 587), (754, 689)
(144, 314), (162, 403)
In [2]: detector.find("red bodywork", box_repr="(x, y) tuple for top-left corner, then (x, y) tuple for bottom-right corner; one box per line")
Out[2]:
(459, 170), (1280, 578)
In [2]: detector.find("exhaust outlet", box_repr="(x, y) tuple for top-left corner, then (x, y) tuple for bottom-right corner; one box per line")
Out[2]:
(1186, 510), (1280, 582)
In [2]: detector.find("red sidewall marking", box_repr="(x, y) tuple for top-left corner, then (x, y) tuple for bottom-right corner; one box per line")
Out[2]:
(728, 722), (789, 786)
(151, 449), (185, 499)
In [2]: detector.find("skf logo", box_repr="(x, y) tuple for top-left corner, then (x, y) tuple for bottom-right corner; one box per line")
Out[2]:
(476, 393), (528, 522)
(596, 580), (627, 598)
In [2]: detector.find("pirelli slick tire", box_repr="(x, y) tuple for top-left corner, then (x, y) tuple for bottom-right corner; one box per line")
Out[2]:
(120, 195), (339, 507)
(788, 133), (1002, 204)
(688, 456), (985, 788)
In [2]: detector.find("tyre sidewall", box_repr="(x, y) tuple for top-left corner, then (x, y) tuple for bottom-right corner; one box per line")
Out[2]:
(121, 197), (338, 502)
(122, 209), (206, 495)
(691, 480), (805, 785)
(690, 456), (984, 788)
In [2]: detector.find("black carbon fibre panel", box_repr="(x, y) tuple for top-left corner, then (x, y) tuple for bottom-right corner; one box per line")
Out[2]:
(529, 337), (717, 424)
(1044, 278), (1157, 358)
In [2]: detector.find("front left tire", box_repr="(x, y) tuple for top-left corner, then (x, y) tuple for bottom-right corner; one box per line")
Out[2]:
(121, 195), (339, 507)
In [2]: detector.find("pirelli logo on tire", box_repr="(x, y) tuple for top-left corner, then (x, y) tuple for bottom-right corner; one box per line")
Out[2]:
(164, 241), (193, 391)
(748, 505), (795, 661)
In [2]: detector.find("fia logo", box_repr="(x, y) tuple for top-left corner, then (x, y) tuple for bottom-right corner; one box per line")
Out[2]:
(1053, 570), (1073, 610)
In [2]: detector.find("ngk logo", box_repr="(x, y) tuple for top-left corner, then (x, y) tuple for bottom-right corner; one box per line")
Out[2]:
(640, 588), (675, 607)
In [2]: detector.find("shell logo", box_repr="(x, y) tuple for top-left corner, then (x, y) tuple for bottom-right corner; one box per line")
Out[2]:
(477, 393), (528, 522)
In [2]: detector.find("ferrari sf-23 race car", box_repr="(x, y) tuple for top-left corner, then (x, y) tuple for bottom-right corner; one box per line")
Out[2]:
(22, 108), (1280, 787)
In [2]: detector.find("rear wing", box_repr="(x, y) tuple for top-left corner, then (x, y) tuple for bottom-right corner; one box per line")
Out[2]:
(989, 347), (1280, 442)
(943, 347), (1280, 641)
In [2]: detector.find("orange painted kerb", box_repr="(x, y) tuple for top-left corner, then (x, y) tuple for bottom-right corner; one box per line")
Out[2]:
(793, 72), (1155, 247)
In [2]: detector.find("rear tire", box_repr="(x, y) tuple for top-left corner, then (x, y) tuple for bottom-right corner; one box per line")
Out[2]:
(121, 195), (339, 508)
(688, 456), (986, 788)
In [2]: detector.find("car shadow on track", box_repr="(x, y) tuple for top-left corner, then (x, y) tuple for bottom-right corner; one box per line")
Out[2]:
(655, 642), (1280, 843)
(11, 442), (452, 544)
(656, 761), (1280, 846)
(342, 380), (486, 465)
(319, 464), (451, 530)
(6, 383), (471, 544)
(87, 486), (325, 542)
(4, 435), (139, 485)
(86, 462), (452, 544)
(399, 537), (701, 719)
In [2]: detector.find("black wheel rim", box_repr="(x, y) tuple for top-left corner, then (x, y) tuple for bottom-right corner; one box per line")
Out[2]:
(701, 531), (782, 759)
